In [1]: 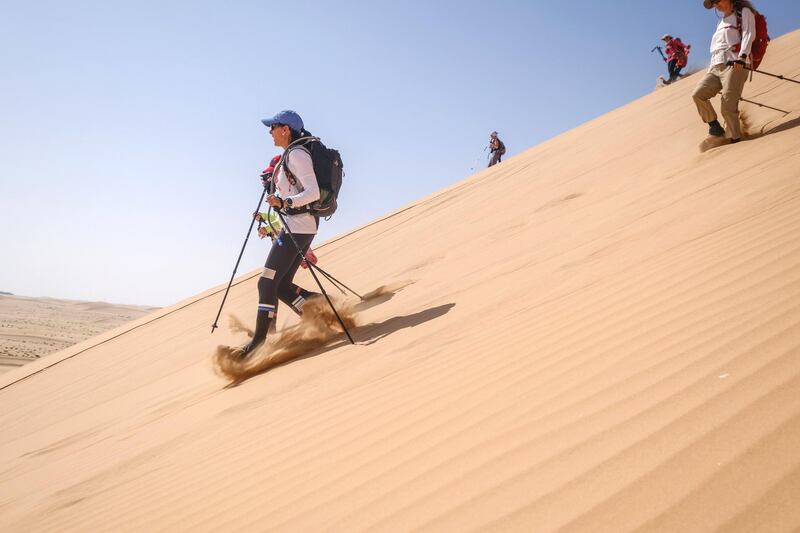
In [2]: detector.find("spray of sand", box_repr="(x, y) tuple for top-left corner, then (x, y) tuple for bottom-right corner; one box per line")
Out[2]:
(213, 298), (357, 384)
(655, 67), (702, 90)
(360, 280), (414, 300)
(212, 281), (413, 384)
(740, 108), (752, 138)
(699, 109), (753, 152)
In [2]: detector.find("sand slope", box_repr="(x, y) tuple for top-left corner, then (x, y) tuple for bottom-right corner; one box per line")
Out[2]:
(1, 30), (799, 533)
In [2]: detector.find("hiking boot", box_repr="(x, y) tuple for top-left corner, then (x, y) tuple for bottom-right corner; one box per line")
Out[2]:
(708, 120), (725, 137)
(730, 138), (741, 144)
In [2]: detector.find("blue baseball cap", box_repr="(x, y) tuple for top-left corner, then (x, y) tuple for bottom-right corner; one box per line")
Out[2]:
(261, 110), (304, 132)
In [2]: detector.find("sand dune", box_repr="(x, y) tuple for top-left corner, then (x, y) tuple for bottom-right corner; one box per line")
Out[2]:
(0, 295), (156, 374)
(1, 30), (799, 532)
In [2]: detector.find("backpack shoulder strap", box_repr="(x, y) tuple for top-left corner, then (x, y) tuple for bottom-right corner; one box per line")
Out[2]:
(735, 7), (757, 32)
(285, 144), (311, 162)
(280, 144), (313, 182)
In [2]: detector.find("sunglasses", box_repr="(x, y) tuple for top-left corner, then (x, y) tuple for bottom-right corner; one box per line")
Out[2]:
(270, 123), (286, 132)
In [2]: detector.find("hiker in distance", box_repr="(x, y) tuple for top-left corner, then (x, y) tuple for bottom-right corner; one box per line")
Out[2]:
(692, 0), (757, 145)
(233, 110), (322, 358)
(660, 34), (691, 84)
(488, 131), (505, 167)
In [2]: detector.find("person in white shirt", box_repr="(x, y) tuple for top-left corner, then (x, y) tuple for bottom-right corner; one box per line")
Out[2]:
(691, 0), (757, 143)
(233, 110), (321, 358)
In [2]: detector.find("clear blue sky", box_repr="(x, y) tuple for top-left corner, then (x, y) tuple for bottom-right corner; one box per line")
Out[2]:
(1, 1), (798, 306)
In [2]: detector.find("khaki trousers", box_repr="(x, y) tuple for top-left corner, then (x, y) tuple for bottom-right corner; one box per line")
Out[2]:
(692, 64), (749, 139)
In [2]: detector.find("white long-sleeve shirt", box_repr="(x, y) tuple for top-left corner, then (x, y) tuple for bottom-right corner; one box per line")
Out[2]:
(709, 7), (755, 68)
(273, 147), (320, 234)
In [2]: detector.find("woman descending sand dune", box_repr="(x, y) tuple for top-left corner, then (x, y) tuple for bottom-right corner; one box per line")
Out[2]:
(658, 34), (691, 85)
(225, 110), (325, 359)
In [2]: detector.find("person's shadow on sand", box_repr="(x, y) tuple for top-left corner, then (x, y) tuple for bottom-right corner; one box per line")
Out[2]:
(355, 303), (456, 346)
(764, 115), (800, 136)
(223, 303), (456, 387)
(283, 302), (456, 361)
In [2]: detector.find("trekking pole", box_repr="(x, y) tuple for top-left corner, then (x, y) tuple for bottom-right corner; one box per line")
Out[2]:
(313, 264), (364, 300)
(211, 186), (268, 333)
(740, 97), (790, 115)
(744, 67), (800, 85)
(651, 45), (667, 62)
(316, 268), (349, 296)
(275, 211), (355, 344)
(468, 145), (489, 172)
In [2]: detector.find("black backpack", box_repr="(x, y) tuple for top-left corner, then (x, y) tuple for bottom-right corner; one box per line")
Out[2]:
(280, 133), (343, 219)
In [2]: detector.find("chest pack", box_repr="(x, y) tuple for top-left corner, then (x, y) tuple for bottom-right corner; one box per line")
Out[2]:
(735, 8), (769, 69)
(280, 134), (344, 219)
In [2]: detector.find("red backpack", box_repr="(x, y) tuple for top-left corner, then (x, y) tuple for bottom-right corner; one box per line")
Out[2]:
(736, 8), (770, 69)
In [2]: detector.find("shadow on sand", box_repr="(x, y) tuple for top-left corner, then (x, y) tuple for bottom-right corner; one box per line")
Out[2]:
(763, 115), (800, 136)
(223, 302), (455, 387)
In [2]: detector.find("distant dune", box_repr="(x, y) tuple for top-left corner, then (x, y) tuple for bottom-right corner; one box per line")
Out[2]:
(0, 294), (157, 374)
(0, 29), (798, 533)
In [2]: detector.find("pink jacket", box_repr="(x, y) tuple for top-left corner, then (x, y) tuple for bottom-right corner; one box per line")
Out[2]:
(666, 38), (690, 67)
